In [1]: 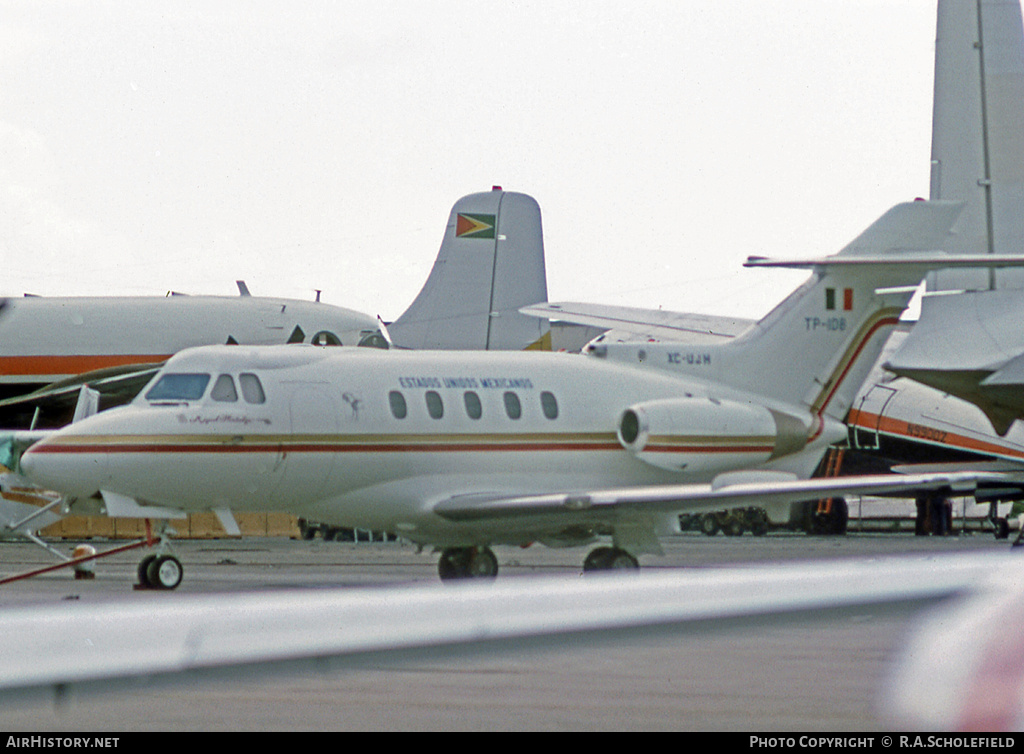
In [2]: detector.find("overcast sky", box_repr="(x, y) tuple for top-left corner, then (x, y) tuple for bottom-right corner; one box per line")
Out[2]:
(1, 1), (943, 323)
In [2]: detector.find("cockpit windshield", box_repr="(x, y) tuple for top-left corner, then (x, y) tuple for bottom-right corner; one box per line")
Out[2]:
(145, 373), (211, 401)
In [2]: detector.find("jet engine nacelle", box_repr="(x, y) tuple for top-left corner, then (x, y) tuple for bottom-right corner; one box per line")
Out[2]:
(617, 397), (809, 474)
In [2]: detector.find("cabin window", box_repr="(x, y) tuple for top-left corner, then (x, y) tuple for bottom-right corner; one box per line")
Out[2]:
(311, 330), (342, 346)
(211, 374), (238, 402)
(540, 391), (559, 420)
(426, 390), (444, 420)
(389, 391), (407, 419)
(463, 391), (482, 420)
(239, 373), (266, 404)
(503, 391), (522, 420)
(145, 373), (211, 401)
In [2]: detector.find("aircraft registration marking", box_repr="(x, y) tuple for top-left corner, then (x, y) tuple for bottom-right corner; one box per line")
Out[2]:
(666, 352), (711, 366)
(808, 308), (902, 419)
(907, 422), (949, 443)
(848, 409), (1024, 461)
(805, 316), (847, 332)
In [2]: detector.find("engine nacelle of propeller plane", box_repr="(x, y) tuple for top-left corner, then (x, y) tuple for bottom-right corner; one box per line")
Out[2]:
(616, 397), (809, 474)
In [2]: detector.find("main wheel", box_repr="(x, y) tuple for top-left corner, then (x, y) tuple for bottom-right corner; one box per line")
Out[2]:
(467, 547), (498, 578)
(146, 554), (183, 590)
(699, 513), (720, 536)
(722, 512), (744, 536)
(438, 547), (498, 580)
(583, 546), (615, 571)
(583, 546), (638, 572)
(604, 549), (639, 570)
(995, 517), (1010, 540)
(745, 508), (769, 536)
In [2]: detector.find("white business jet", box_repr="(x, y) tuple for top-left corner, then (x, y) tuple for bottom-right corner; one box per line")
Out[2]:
(19, 199), (1024, 587)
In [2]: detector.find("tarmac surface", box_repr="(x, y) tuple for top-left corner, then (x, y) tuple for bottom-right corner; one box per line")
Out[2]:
(0, 528), (1015, 731)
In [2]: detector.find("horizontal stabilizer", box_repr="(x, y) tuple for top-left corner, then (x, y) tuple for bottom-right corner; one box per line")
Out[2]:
(521, 301), (752, 344)
(747, 253), (1024, 271)
(744, 201), (1002, 269)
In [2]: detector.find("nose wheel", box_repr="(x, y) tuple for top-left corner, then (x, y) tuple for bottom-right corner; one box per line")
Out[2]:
(136, 553), (184, 590)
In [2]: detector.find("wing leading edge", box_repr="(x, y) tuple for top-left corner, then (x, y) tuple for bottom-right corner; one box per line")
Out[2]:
(431, 470), (1009, 524)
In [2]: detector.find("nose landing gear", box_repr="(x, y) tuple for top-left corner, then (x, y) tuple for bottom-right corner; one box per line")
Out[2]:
(135, 521), (183, 590)
(136, 553), (184, 590)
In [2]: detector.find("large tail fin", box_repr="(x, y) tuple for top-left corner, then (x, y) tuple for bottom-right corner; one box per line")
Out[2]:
(387, 188), (549, 350)
(929, 0), (1024, 292)
(715, 201), (973, 424)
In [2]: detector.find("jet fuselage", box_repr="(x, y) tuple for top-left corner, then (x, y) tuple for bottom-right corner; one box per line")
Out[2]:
(20, 344), (840, 548)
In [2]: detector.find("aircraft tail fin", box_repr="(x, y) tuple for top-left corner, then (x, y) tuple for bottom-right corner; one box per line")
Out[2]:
(717, 201), (973, 424)
(388, 188), (549, 350)
(928, 0), (1024, 291)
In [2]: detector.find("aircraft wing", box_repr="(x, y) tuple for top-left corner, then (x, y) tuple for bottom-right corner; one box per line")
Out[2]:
(520, 302), (753, 344)
(0, 551), (1019, 731)
(431, 470), (1005, 524)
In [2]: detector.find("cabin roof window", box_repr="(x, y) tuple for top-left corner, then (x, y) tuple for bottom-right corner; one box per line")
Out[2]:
(239, 373), (266, 404)
(211, 374), (238, 402)
(389, 390), (407, 419)
(145, 373), (211, 401)
(503, 391), (522, 420)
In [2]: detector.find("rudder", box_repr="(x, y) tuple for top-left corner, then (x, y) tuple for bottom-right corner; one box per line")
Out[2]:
(388, 188), (549, 350)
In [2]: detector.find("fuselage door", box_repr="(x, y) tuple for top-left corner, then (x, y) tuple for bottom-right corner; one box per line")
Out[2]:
(849, 383), (898, 450)
(275, 384), (340, 509)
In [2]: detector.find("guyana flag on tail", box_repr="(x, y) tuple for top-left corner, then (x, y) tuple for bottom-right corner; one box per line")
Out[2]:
(456, 213), (496, 239)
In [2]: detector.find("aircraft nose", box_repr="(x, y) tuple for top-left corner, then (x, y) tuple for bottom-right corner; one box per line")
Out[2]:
(20, 441), (109, 498)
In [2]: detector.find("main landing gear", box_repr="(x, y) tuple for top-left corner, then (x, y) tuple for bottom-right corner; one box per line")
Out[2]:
(583, 546), (639, 572)
(436, 544), (641, 579)
(438, 546), (499, 580)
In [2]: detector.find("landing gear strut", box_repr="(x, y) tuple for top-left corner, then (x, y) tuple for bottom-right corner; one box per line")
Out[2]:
(438, 546), (499, 580)
(915, 493), (953, 536)
(987, 501), (1011, 540)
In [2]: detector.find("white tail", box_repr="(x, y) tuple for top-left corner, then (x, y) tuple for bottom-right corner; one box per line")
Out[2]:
(713, 202), (969, 422)
(929, 0), (1024, 291)
(388, 188), (549, 350)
